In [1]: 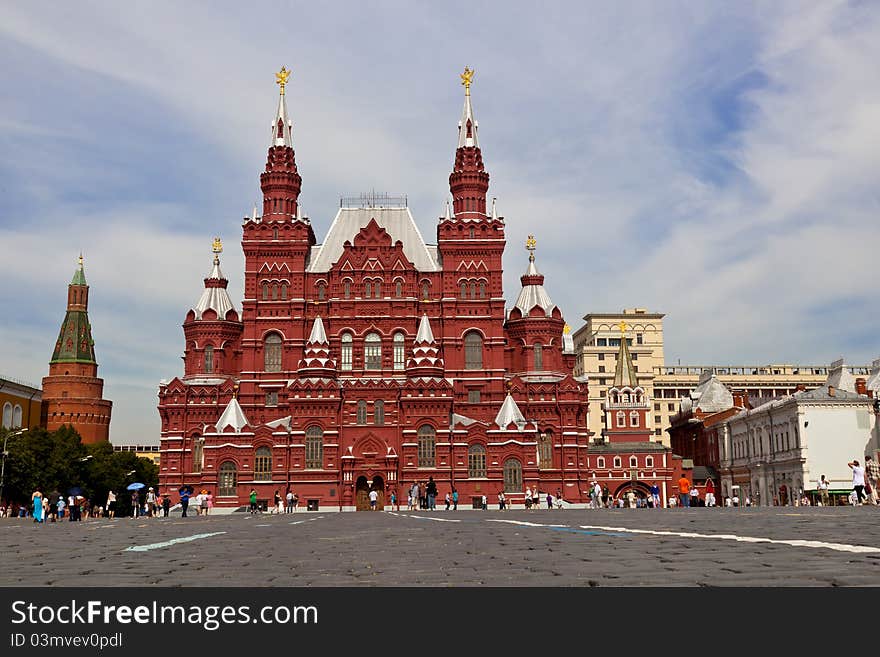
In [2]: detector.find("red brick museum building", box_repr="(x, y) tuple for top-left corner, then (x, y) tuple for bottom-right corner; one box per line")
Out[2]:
(157, 69), (593, 509)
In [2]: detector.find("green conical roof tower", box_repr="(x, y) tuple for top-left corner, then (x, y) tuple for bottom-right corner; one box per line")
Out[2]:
(51, 254), (97, 364)
(612, 320), (638, 389)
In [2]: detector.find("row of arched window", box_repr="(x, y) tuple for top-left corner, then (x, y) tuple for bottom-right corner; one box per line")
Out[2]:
(616, 411), (642, 428)
(593, 455), (654, 469)
(1, 403), (23, 429)
(611, 391), (644, 404)
(459, 279), (487, 300)
(261, 330), (485, 372)
(261, 281), (288, 301)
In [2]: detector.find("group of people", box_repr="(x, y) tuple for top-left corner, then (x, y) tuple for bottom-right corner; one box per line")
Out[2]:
(247, 488), (299, 514)
(406, 478), (440, 510)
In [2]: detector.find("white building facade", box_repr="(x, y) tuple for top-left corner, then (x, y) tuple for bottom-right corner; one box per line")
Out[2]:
(719, 379), (877, 506)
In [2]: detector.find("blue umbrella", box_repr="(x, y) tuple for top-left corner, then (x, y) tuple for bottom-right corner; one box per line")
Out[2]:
(126, 482), (145, 491)
(67, 487), (83, 496)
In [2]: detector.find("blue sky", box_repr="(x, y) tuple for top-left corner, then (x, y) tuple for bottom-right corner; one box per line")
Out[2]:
(1, 1), (878, 444)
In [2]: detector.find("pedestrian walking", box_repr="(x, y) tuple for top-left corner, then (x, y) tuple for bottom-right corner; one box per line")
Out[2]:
(426, 477), (438, 510)
(481, 494), (487, 510)
(650, 482), (661, 509)
(524, 486), (533, 510)
(146, 487), (157, 517)
(106, 490), (116, 519)
(273, 489), (283, 514)
(678, 474), (691, 508)
(689, 485), (700, 507)
(817, 475), (830, 506)
(452, 488), (458, 511)
(162, 494), (170, 517)
(546, 492), (553, 510)
(865, 456), (880, 505)
(369, 488), (379, 511)
(200, 490), (210, 516)
(31, 490), (44, 523)
(390, 489), (398, 511)
(532, 487), (540, 510)
(249, 488), (258, 514)
(131, 491), (140, 518)
(498, 491), (506, 510)
(705, 479), (716, 507)
(445, 492), (451, 510)
(179, 487), (190, 518)
(409, 482), (419, 511)
(286, 489), (294, 514)
(848, 459), (867, 504)
(56, 496), (66, 519)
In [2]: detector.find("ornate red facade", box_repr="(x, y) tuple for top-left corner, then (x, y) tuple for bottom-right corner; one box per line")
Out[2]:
(157, 70), (591, 509)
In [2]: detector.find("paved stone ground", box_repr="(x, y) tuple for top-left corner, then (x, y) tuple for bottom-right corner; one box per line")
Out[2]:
(2, 507), (879, 586)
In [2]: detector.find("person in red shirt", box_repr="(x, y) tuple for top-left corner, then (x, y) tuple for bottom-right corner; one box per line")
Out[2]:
(678, 475), (691, 508)
(705, 479), (716, 507)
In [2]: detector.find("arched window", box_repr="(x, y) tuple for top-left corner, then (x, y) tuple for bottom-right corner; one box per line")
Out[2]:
(365, 332), (382, 370)
(393, 332), (405, 370)
(469, 226), (475, 238)
(646, 456), (654, 468)
(262, 283), (269, 301)
(479, 280), (486, 299)
(357, 400), (367, 425)
(597, 457), (606, 468)
(264, 333), (282, 372)
(464, 331), (483, 370)
(271, 284), (278, 300)
(460, 281), (467, 299)
(341, 333), (353, 371)
(533, 343), (543, 371)
(343, 280), (351, 299)
(317, 282), (325, 300)
(305, 426), (323, 469)
(395, 280), (402, 298)
(470, 281), (476, 299)
(273, 227), (278, 240)
(613, 456), (622, 468)
(421, 281), (429, 300)
(218, 461), (237, 497)
(503, 459), (522, 493)
(204, 345), (214, 373)
(2, 403), (12, 429)
(364, 281), (371, 298)
(630, 411), (639, 427)
(281, 283), (287, 300)
(468, 444), (486, 478)
(538, 431), (553, 469)
(192, 437), (204, 474)
(374, 400), (385, 426)
(374, 281), (381, 298)
(616, 411), (626, 428)
(254, 447), (272, 480)
(417, 425), (436, 467)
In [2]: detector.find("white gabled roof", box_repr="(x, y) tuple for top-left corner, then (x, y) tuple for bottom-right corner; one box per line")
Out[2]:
(306, 207), (440, 273)
(215, 397), (249, 433)
(495, 393), (526, 430)
(308, 316), (328, 344)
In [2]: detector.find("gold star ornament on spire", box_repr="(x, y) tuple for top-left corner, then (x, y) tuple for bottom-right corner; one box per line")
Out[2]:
(212, 236), (223, 254)
(275, 66), (291, 94)
(460, 66), (475, 96)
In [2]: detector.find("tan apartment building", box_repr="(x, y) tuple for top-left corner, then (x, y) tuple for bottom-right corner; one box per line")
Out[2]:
(572, 309), (870, 446)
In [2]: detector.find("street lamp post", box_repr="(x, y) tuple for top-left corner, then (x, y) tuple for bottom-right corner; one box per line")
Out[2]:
(0, 428), (27, 507)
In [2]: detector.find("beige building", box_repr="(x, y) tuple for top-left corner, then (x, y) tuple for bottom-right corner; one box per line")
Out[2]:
(113, 444), (161, 466)
(572, 309), (871, 446)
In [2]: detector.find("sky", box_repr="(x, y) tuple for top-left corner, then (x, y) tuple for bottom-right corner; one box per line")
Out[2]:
(1, 1), (878, 445)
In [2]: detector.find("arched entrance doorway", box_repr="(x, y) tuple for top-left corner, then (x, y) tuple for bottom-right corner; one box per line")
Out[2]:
(355, 475), (385, 511)
(612, 481), (652, 507)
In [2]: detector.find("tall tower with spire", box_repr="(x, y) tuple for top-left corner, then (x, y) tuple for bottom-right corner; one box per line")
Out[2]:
(41, 255), (112, 443)
(602, 321), (652, 443)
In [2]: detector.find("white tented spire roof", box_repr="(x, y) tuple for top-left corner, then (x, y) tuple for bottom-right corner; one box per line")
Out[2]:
(215, 396), (249, 433)
(513, 254), (557, 318)
(308, 316), (328, 345)
(270, 85), (294, 148)
(495, 393), (526, 430)
(415, 314), (435, 344)
(192, 255), (236, 321)
(457, 85), (479, 148)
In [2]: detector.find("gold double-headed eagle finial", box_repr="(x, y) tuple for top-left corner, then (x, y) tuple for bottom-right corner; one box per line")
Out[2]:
(619, 320), (627, 334)
(276, 66), (291, 95)
(563, 324), (571, 335)
(212, 236), (223, 254)
(460, 66), (475, 96)
(525, 235), (537, 261)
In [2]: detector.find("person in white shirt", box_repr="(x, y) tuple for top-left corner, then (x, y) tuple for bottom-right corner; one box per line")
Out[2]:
(368, 488), (379, 511)
(848, 459), (866, 504)
(524, 487), (532, 510)
(817, 475), (830, 506)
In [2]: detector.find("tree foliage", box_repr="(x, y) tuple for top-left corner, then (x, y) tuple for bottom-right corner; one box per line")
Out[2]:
(1, 426), (158, 512)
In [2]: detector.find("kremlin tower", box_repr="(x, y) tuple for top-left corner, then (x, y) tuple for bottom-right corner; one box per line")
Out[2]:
(42, 255), (112, 444)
